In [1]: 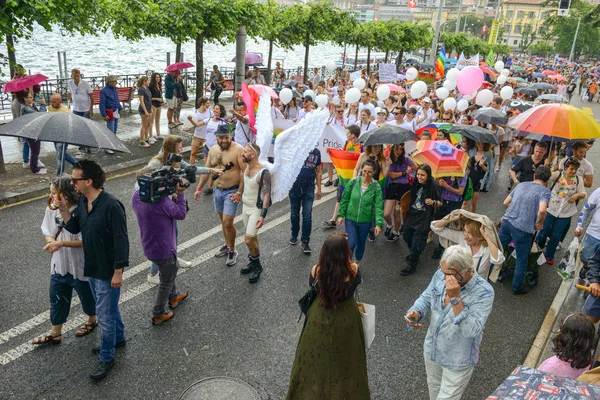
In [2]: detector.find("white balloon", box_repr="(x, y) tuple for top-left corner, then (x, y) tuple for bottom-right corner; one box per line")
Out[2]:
(303, 89), (315, 100)
(410, 81), (428, 99)
(494, 61), (505, 72)
(279, 88), (293, 105)
(436, 87), (450, 100)
(500, 86), (514, 100)
(496, 75), (507, 85)
(501, 69), (510, 77)
(345, 87), (361, 104)
(443, 97), (457, 111)
(443, 80), (456, 91)
(446, 68), (459, 82)
(353, 78), (366, 90)
(456, 99), (469, 111)
(406, 67), (419, 81)
(476, 89), (494, 107)
(326, 61), (336, 71)
(376, 85), (391, 101)
(315, 94), (329, 107)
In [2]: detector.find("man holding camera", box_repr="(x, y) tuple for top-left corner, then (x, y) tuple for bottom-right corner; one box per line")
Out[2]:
(132, 167), (190, 326)
(195, 124), (247, 267)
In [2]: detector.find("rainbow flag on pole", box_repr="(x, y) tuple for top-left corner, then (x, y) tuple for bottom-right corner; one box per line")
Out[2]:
(435, 44), (445, 81)
(328, 149), (361, 187)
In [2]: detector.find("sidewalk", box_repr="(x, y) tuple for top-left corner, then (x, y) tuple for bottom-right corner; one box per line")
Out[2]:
(0, 97), (235, 207)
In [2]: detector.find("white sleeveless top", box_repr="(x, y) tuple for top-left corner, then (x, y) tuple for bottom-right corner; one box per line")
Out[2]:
(242, 167), (265, 208)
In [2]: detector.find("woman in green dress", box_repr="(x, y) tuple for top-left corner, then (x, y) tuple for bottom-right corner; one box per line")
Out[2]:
(286, 232), (370, 399)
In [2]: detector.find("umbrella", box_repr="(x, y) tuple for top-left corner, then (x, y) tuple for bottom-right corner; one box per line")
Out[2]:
(231, 52), (263, 65)
(411, 140), (469, 178)
(530, 82), (555, 91)
(165, 62), (194, 72)
(516, 88), (538, 97)
(548, 74), (566, 81)
(420, 63), (434, 70)
(383, 83), (405, 92)
(537, 93), (568, 103)
(405, 59), (420, 67)
(415, 123), (457, 143)
(480, 65), (498, 77)
(532, 73), (546, 79)
(511, 66), (526, 72)
(542, 69), (556, 75)
(448, 125), (500, 144)
(508, 103), (600, 140)
(470, 107), (508, 125)
(506, 99), (536, 111)
(3, 74), (48, 93)
(507, 77), (526, 83)
(248, 84), (278, 99)
(357, 125), (419, 146)
(0, 112), (130, 153)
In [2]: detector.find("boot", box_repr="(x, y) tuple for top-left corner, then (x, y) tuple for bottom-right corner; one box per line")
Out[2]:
(241, 254), (257, 275)
(248, 257), (263, 284)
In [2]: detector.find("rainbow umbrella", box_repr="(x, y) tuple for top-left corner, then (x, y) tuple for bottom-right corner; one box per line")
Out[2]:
(415, 123), (460, 145)
(411, 140), (469, 178)
(508, 103), (600, 140)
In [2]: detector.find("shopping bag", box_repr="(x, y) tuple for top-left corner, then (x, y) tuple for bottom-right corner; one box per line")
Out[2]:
(556, 237), (579, 280)
(357, 302), (375, 349)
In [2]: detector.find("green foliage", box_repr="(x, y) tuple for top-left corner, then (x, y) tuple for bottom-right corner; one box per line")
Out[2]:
(528, 41), (554, 56)
(439, 32), (471, 54)
(441, 15), (494, 37)
(545, 0), (600, 57)
(518, 24), (536, 51)
(491, 43), (511, 55)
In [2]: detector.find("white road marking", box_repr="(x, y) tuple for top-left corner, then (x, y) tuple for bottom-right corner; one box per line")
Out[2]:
(0, 191), (337, 366)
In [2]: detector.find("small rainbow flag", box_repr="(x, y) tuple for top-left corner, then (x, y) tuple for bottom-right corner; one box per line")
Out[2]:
(435, 44), (445, 81)
(328, 149), (361, 187)
(241, 82), (259, 134)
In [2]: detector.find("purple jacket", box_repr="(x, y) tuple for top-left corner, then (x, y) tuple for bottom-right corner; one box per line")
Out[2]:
(131, 191), (186, 260)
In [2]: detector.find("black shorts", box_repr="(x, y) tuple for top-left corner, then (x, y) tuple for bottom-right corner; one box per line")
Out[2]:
(500, 141), (509, 149)
(385, 182), (411, 201)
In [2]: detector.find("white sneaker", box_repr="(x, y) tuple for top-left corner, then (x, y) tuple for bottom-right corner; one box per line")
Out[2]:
(37, 160), (45, 168)
(34, 168), (47, 175)
(23, 162), (30, 168)
(156, 136), (164, 140)
(148, 137), (157, 144)
(147, 273), (160, 285)
(140, 141), (151, 148)
(495, 167), (500, 172)
(177, 258), (192, 268)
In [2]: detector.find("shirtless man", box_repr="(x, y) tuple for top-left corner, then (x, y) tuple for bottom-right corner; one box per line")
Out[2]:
(195, 124), (246, 266)
(239, 144), (272, 283)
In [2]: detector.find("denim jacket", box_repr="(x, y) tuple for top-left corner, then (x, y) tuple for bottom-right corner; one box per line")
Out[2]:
(409, 269), (494, 370)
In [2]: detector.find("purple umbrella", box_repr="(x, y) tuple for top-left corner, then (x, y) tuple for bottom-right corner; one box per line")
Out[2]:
(231, 52), (263, 65)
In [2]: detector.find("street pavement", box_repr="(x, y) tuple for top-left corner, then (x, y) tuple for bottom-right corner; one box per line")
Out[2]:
(0, 94), (598, 399)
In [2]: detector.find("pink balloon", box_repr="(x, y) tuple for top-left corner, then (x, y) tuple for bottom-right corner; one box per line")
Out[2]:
(456, 66), (484, 95)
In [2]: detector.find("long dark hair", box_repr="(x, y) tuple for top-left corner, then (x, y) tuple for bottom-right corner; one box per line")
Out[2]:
(51, 175), (80, 205)
(317, 232), (356, 310)
(413, 164), (433, 188)
(552, 313), (595, 369)
(389, 144), (406, 164)
(149, 73), (162, 91)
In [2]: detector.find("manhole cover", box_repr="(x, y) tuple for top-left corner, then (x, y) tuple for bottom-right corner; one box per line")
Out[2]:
(180, 377), (261, 400)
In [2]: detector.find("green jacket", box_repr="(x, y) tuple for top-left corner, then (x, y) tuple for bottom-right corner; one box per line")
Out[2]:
(338, 176), (384, 226)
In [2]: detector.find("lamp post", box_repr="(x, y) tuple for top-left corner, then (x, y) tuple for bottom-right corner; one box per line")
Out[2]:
(456, 0), (463, 33)
(430, 0), (445, 64)
(569, 17), (581, 62)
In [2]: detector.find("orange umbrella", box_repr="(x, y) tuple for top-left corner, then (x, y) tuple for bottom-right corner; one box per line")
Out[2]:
(542, 70), (556, 76)
(508, 103), (600, 140)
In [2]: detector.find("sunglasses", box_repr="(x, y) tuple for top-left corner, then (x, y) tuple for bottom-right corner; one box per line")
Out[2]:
(336, 110), (344, 113)
(393, 112), (402, 115)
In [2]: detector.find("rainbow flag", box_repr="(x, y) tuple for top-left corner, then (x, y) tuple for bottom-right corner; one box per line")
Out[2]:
(435, 44), (445, 81)
(328, 149), (361, 187)
(241, 82), (259, 134)
(417, 72), (435, 84)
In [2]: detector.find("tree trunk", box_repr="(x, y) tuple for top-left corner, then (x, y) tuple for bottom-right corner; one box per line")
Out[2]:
(195, 36), (204, 101)
(303, 31), (310, 84)
(6, 32), (16, 79)
(354, 45), (359, 71)
(367, 47), (371, 75)
(176, 43), (182, 62)
(398, 49), (404, 68)
(266, 40), (273, 85)
(342, 44), (347, 69)
(385, 50), (389, 64)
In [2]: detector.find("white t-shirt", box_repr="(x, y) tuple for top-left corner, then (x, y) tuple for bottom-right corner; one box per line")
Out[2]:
(271, 107), (284, 120)
(67, 79), (93, 112)
(193, 109), (212, 139)
(297, 109), (312, 121)
(345, 114), (358, 126)
(359, 121), (375, 134)
(559, 156), (593, 180)
(416, 107), (435, 129)
(204, 118), (225, 149)
(400, 120), (416, 132)
(359, 102), (375, 115)
(234, 118), (253, 146)
(579, 188), (600, 240)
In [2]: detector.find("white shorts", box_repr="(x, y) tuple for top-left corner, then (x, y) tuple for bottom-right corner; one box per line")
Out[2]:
(166, 97), (180, 109)
(242, 205), (262, 237)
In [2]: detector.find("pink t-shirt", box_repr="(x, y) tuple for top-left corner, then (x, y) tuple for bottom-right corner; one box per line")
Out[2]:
(538, 355), (589, 380)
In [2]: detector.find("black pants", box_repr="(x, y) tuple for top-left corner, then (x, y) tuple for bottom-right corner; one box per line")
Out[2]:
(403, 226), (429, 268)
(213, 87), (223, 104)
(433, 200), (463, 257)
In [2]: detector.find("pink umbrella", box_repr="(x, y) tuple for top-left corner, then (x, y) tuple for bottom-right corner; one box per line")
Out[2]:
(383, 83), (405, 92)
(165, 62), (194, 72)
(3, 74), (48, 93)
(248, 84), (278, 99)
(231, 52), (263, 65)
(549, 75), (566, 81)
(542, 70), (557, 76)
(590, 73), (600, 78)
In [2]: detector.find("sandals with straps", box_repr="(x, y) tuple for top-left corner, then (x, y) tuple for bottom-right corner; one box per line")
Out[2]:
(32, 334), (62, 345)
(75, 320), (98, 337)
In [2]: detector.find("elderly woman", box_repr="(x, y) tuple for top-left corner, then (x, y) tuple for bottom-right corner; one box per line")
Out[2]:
(431, 211), (504, 280)
(406, 245), (494, 400)
(33, 175), (97, 345)
(18, 90), (47, 174)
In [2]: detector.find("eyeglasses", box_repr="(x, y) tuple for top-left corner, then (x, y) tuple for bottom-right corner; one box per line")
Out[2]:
(438, 265), (465, 283)
(336, 110), (344, 113)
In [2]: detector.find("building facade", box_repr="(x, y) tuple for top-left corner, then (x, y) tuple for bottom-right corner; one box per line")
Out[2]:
(498, 0), (555, 49)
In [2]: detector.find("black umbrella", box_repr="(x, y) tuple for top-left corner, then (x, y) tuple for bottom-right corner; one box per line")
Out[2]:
(516, 87), (538, 97)
(471, 107), (508, 125)
(357, 125), (419, 146)
(0, 112), (130, 153)
(530, 82), (555, 91)
(537, 94), (568, 103)
(448, 125), (500, 144)
(420, 63), (434, 70)
(507, 99), (536, 111)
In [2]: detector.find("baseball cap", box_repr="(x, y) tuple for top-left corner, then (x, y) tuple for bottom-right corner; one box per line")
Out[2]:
(106, 75), (117, 83)
(215, 124), (231, 136)
(423, 97), (431, 103)
(303, 95), (313, 102)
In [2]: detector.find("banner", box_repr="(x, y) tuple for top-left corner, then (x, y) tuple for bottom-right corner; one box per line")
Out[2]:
(349, 71), (362, 81)
(456, 52), (467, 69)
(485, 49), (495, 66)
(466, 53), (479, 66)
(317, 124), (347, 163)
(488, 20), (499, 44)
(417, 72), (436, 84)
(378, 63), (396, 83)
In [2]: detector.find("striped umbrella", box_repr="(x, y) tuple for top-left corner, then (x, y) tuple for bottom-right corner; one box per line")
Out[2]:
(411, 140), (469, 178)
(415, 123), (460, 144)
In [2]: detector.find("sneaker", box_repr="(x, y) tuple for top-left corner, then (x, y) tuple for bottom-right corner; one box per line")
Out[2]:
(301, 242), (311, 254)
(168, 122), (177, 128)
(322, 220), (336, 228)
(156, 136), (164, 140)
(22, 162), (30, 168)
(334, 179), (339, 187)
(215, 245), (229, 258)
(387, 233), (400, 242)
(384, 226), (392, 238)
(175, 121), (184, 126)
(147, 273), (160, 285)
(289, 237), (298, 245)
(140, 141), (151, 148)
(168, 291), (189, 308)
(37, 160), (45, 168)
(177, 258), (192, 268)
(226, 250), (238, 266)
(34, 169), (47, 175)
(104, 149), (114, 155)
(400, 266), (416, 276)
(495, 167), (500, 172)
(324, 181), (333, 187)
(89, 359), (115, 381)
(546, 258), (554, 265)
(368, 230), (376, 242)
(512, 287), (529, 295)
(148, 137), (157, 144)
(92, 340), (126, 355)
(152, 311), (174, 325)
(556, 241), (562, 250)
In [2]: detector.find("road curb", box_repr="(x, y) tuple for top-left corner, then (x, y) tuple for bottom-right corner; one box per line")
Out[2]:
(523, 278), (574, 368)
(0, 146), (192, 208)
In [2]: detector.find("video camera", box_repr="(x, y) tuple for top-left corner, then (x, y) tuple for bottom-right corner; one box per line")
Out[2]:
(138, 154), (197, 204)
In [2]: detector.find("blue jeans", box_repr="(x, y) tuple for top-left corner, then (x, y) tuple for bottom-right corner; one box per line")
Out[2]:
(73, 110), (90, 118)
(345, 219), (372, 262)
(151, 221), (178, 275)
(88, 277), (125, 363)
(289, 186), (315, 244)
(23, 140), (30, 163)
(54, 143), (78, 176)
(498, 220), (533, 292)
(49, 273), (96, 325)
(537, 214), (571, 260)
(106, 118), (119, 134)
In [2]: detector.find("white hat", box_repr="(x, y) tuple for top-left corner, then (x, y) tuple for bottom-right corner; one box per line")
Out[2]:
(423, 97), (431, 103)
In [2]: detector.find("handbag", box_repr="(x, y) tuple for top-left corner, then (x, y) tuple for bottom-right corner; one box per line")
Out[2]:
(355, 288), (375, 349)
(297, 278), (318, 324)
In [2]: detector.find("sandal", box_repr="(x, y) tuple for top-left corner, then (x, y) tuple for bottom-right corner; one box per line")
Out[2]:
(75, 321), (98, 337)
(32, 334), (62, 345)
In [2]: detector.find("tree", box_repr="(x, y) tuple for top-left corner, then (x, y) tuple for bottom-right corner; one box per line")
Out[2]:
(518, 24), (537, 51)
(547, 0), (600, 58)
(329, 10), (359, 69)
(440, 32), (471, 55)
(441, 15), (494, 38)
(258, 0), (296, 85)
(355, 21), (378, 75)
(528, 41), (554, 56)
(491, 43), (511, 55)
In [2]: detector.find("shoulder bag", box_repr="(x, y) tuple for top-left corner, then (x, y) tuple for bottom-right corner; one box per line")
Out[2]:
(298, 277), (318, 326)
(355, 288), (375, 349)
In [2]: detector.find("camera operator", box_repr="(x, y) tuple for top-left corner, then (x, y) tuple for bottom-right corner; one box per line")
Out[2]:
(132, 167), (190, 325)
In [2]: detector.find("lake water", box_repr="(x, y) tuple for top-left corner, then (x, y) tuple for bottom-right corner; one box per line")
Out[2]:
(13, 25), (348, 77)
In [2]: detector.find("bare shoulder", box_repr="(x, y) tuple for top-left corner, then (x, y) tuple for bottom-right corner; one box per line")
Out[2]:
(350, 262), (359, 274)
(311, 265), (318, 278)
